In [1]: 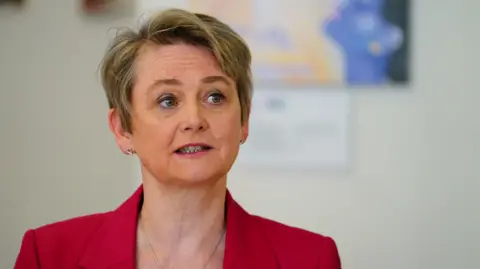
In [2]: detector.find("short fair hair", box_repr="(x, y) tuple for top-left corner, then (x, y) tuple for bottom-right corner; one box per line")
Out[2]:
(99, 8), (252, 133)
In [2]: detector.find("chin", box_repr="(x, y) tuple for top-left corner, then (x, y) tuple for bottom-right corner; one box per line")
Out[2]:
(167, 152), (234, 186)
(170, 166), (228, 187)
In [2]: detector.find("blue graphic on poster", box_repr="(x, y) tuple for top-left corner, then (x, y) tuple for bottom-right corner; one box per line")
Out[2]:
(323, 0), (404, 85)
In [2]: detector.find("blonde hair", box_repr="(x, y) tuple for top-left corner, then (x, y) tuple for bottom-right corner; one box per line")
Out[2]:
(99, 8), (252, 133)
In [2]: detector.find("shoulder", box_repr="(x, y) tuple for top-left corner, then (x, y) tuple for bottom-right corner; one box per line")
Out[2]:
(254, 215), (341, 268)
(32, 211), (109, 244)
(14, 211), (111, 268)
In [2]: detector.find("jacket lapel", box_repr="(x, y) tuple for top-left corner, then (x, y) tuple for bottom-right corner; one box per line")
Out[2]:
(78, 186), (279, 269)
(223, 191), (279, 269)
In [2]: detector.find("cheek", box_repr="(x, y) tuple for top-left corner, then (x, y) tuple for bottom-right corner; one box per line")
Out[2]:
(131, 116), (174, 153)
(211, 111), (242, 144)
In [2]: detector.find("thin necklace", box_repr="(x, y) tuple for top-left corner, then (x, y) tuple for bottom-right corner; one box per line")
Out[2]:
(140, 221), (226, 269)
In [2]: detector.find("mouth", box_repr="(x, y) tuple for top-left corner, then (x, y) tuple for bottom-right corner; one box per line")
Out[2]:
(174, 143), (213, 155)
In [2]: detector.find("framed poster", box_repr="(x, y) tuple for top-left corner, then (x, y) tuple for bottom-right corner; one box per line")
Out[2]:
(235, 90), (351, 170)
(188, 0), (411, 88)
(81, 0), (134, 17)
(0, 0), (24, 5)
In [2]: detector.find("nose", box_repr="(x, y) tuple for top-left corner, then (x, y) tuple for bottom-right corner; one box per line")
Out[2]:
(179, 102), (208, 133)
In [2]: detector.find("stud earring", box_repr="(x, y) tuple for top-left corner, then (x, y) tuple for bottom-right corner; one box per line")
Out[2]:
(124, 148), (135, 155)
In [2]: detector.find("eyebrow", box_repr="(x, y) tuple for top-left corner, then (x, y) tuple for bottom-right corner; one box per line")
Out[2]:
(201, 75), (232, 86)
(147, 75), (232, 92)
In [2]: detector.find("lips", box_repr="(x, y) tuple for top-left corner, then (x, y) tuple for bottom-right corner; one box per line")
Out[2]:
(174, 143), (213, 154)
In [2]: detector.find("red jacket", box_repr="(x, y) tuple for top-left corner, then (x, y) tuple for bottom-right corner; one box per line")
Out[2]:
(14, 186), (341, 269)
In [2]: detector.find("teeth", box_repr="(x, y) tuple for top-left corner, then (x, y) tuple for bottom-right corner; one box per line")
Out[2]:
(179, 146), (207, 154)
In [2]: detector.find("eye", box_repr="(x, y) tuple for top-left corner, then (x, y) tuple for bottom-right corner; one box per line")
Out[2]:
(157, 94), (178, 109)
(206, 91), (225, 105)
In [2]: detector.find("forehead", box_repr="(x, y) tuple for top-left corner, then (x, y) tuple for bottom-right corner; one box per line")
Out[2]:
(134, 43), (226, 81)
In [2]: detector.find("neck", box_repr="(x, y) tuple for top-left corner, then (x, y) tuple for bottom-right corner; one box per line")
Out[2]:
(139, 174), (227, 259)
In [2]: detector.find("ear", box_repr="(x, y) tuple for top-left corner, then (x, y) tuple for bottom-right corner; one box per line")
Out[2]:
(240, 106), (250, 144)
(107, 108), (133, 153)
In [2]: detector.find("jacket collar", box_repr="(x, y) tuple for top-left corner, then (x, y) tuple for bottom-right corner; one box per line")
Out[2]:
(79, 185), (278, 269)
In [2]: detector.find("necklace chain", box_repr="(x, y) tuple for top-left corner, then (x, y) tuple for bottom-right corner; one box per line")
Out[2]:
(140, 220), (225, 269)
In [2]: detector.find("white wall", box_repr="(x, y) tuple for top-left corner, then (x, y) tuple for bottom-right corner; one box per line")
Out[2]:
(1, 1), (478, 269)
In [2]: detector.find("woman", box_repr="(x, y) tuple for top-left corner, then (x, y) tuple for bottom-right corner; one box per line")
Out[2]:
(14, 8), (341, 269)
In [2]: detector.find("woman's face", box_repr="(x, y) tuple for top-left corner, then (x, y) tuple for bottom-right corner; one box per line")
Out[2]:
(109, 43), (248, 185)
